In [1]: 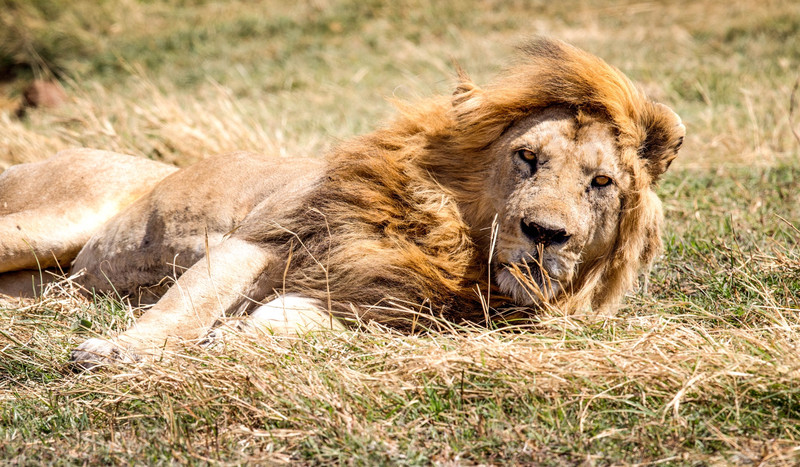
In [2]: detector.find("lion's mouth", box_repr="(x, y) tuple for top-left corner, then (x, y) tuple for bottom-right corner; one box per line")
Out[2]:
(498, 261), (545, 282)
(494, 260), (562, 306)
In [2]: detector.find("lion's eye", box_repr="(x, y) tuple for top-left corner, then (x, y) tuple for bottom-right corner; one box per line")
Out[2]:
(516, 149), (537, 163)
(591, 175), (613, 187)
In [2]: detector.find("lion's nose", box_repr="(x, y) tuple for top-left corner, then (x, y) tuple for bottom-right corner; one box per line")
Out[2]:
(520, 219), (571, 247)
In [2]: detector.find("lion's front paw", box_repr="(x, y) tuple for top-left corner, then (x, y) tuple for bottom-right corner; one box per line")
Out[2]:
(70, 337), (141, 371)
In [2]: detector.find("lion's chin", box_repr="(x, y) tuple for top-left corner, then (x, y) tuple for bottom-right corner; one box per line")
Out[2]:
(494, 265), (563, 306)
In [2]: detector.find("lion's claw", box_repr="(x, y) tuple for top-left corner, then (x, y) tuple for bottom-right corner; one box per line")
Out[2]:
(70, 337), (140, 371)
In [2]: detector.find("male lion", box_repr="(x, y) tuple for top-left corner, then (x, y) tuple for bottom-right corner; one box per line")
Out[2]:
(0, 39), (684, 368)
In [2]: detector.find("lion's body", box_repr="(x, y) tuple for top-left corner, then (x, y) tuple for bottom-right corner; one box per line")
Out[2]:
(73, 152), (324, 303)
(0, 39), (684, 367)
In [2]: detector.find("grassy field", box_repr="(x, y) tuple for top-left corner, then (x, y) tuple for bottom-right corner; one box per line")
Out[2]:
(1, 0), (800, 464)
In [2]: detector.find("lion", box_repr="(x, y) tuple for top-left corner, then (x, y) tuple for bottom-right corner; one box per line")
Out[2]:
(0, 38), (685, 368)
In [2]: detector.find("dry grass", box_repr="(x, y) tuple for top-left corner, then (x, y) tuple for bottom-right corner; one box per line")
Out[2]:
(3, 276), (800, 463)
(3, 0), (799, 170)
(2, 0), (800, 464)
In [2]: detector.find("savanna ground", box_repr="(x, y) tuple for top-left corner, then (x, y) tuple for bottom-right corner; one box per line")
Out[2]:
(1, 0), (799, 464)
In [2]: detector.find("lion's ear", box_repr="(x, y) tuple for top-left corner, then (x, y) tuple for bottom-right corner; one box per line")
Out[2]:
(451, 71), (484, 110)
(639, 103), (685, 182)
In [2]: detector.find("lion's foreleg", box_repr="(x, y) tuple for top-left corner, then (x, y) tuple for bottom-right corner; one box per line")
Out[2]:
(240, 294), (346, 335)
(70, 237), (275, 368)
(201, 294), (346, 345)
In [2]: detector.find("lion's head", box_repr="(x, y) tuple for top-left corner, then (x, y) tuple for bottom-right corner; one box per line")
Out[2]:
(416, 38), (685, 315)
(488, 107), (633, 306)
(246, 38), (685, 325)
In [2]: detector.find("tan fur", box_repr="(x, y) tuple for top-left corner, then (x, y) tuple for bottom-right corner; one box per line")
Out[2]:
(0, 149), (177, 273)
(0, 38), (684, 367)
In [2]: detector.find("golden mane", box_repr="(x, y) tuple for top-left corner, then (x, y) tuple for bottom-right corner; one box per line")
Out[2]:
(239, 37), (684, 327)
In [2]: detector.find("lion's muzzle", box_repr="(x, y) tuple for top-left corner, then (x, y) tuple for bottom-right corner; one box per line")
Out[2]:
(519, 218), (571, 247)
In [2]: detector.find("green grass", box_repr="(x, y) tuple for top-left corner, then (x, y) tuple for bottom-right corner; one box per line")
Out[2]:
(2, 0), (800, 464)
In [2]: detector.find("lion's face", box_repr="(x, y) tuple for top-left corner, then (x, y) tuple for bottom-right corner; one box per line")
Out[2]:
(487, 107), (629, 305)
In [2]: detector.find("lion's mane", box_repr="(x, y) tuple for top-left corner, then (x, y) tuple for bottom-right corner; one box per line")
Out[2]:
(239, 38), (683, 328)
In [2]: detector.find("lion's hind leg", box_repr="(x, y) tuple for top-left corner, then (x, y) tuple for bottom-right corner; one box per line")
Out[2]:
(0, 268), (62, 298)
(0, 149), (177, 277)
